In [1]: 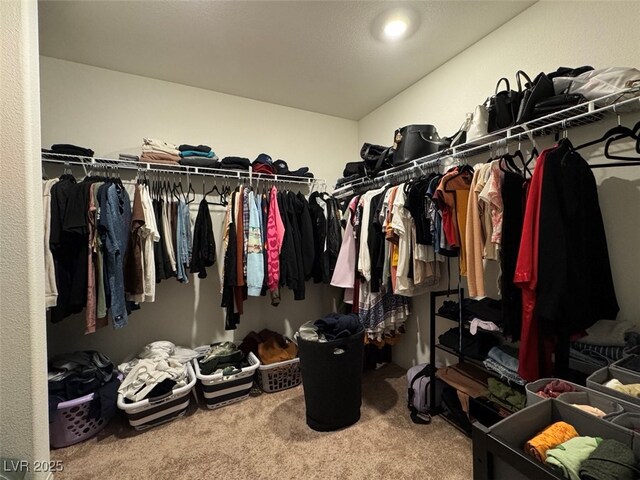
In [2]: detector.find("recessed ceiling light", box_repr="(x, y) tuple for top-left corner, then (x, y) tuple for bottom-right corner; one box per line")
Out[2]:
(372, 8), (419, 43)
(384, 19), (408, 40)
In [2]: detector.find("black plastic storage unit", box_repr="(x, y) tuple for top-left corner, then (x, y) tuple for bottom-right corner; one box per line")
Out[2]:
(297, 328), (365, 431)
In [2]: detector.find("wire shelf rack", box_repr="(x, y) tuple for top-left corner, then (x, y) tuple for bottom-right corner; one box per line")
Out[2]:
(41, 153), (326, 188)
(333, 85), (640, 198)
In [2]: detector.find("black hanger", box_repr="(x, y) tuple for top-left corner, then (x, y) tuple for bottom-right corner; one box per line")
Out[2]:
(575, 124), (636, 151)
(603, 131), (640, 160)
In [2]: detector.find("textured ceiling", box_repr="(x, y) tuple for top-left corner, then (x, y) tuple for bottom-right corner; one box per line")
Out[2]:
(38, 0), (535, 120)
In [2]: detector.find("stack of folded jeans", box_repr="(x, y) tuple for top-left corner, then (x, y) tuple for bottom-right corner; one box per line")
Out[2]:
(483, 345), (526, 385)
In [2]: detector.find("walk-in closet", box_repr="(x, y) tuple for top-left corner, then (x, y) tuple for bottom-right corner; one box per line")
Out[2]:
(2, 1), (640, 479)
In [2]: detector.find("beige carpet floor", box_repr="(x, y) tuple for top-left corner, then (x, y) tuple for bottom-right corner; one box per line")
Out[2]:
(51, 365), (472, 480)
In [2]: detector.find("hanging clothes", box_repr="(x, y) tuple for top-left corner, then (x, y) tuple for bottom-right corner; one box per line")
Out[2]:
(43, 178), (60, 309)
(535, 139), (619, 377)
(190, 198), (216, 279)
(500, 170), (526, 339)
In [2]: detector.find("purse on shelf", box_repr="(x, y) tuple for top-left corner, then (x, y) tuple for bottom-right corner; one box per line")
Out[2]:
(467, 104), (489, 142)
(360, 143), (395, 177)
(393, 124), (447, 165)
(487, 78), (518, 132)
(516, 71), (555, 125)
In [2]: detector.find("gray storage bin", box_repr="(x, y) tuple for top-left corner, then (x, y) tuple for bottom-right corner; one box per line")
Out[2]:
(611, 412), (640, 431)
(555, 391), (624, 420)
(525, 378), (585, 406)
(587, 366), (640, 406)
(473, 399), (637, 480)
(612, 354), (640, 375)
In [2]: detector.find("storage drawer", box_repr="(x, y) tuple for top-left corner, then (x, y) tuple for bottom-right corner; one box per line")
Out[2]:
(473, 399), (638, 480)
(587, 366), (640, 406)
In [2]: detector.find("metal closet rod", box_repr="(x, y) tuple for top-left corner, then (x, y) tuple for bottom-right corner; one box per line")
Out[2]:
(41, 154), (325, 187)
(333, 85), (640, 195)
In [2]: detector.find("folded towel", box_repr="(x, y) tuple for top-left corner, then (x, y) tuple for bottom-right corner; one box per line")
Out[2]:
(525, 421), (579, 462)
(119, 153), (140, 161)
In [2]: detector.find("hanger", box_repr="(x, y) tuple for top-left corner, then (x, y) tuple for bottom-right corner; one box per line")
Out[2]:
(575, 107), (637, 151)
(600, 112), (640, 160)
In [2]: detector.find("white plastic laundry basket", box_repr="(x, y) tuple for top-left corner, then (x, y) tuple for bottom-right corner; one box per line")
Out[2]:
(194, 352), (260, 409)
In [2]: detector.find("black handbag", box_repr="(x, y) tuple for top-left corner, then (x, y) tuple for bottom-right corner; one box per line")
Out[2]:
(360, 143), (394, 177)
(487, 78), (518, 132)
(515, 71), (555, 125)
(393, 125), (446, 165)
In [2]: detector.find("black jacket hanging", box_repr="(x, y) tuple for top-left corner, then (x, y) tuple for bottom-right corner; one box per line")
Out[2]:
(190, 198), (216, 279)
(536, 139), (619, 375)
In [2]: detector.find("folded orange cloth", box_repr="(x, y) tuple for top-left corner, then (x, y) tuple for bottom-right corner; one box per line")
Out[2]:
(525, 421), (579, 462)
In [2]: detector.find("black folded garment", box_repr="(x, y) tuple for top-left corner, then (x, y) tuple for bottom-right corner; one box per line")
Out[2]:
(179, 144), (211, 153)
(438, 327), (500, 361)
(179, 157), (220, 168)
(220, 156), (251, 170)
(463, 297), (503, 326)
(49, 144), (95, 157)
(532, 93), (586, 118)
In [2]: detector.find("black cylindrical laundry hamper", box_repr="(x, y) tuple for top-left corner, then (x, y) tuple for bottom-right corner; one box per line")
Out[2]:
(297, 328), (364, 431)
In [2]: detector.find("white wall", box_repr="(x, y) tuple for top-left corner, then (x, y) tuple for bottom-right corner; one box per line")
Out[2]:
(40, 57), (357, 363)
(0, 1), (50, 478)
(358, 0), (640, 369)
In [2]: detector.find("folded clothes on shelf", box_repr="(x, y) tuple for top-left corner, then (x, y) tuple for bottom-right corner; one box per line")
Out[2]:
(119, 153), (140, 162)
(142, 137), (180, 156)
(483, 345), (526, 386)
(179, 156), (220, 168)
(179, 150), (215, 158)
(178, 144), (211, 153)
(438, 327), (500, 361)
(140, 151), (181, 164)
(220, 156), (251, 170)
(486, 377), (526, 412)
(42, 144), (95, 159)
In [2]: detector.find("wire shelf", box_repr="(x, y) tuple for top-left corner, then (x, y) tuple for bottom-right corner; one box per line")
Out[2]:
(41, 153), (326, 188)
(333, 85), (640, 198)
